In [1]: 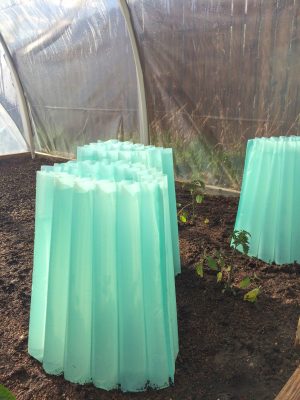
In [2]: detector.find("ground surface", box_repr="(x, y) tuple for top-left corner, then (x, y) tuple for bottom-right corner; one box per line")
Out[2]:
(0, 156), (299, 400)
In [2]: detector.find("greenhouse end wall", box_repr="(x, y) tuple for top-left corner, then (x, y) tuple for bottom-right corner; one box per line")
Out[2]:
(129, 0), (300, 189)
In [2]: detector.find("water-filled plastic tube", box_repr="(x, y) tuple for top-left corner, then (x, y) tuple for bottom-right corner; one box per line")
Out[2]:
(77, 140), (180, 275)
(234, 136), (300, 264)
(29, 142), (179, 391)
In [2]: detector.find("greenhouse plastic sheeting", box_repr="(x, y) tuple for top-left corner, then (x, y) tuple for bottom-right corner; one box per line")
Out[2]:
(0, 0), (139, 156)
(234, 136), (300, 264)
(128, 0), (300, 189)
(28, 154), (178, 391)
(0, 41), (25, 154)
(0, 41), (22, 131)
(77, 139), (180, 275)
(0, 103), (27, 155)
(1, 1), (300, 188)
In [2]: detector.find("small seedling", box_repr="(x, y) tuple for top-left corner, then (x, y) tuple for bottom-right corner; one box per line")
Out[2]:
(195, 229), (261, 302)
(231, 229), (250, 255)
(244, 287), (261, 302)
(177, 179), (205, 224)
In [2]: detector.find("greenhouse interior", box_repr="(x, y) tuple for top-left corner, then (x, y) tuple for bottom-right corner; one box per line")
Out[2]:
(0, 1), (300, 400)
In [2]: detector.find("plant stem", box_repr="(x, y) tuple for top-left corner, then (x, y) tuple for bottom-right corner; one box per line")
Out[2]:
(177, 202), (193, 216)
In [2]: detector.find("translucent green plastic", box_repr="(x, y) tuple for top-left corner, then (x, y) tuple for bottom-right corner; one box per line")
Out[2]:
(77, 140), (181, 275)
(234, 136), (300, 264)
(28, 143), (179, 392)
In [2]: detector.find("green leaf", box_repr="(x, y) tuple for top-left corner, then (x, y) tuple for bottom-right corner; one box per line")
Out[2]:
(179, 210), (189, 223)
(196, 263), (204, 278)
(231, 229), (251, 254)
(239, 277), (251, 289)
(217, 271), (223, 283)
(244, 287), (260, 303)
(176, 202), (182, 208)
(0, 385), (16, 400)
(180, 214), (187, 223)
(195, 194), (203, 204)
(224, 265), (232, 272)
(204, 218), (209, 224)
(207, 256), (218, 270)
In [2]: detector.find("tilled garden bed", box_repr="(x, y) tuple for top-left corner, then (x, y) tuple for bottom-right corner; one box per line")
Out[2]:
(0, 156), (299, 400)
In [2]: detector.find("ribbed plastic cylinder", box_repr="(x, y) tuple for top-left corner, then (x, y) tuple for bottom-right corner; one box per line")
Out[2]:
(77, 140), (181, 275)
(234, 136), (300, 264)
(29, 142), (179, 391)
(28, 171), (56, 361)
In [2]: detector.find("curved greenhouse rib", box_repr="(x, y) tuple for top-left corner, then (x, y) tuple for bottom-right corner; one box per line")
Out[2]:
(0, 32), (35, 157)
(118, 0), (149, 145)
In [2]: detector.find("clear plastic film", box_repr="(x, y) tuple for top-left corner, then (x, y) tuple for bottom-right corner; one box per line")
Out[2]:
(1, 1), (299, 188)
(0, 41), (26, 154)
(128, 0), (300, 189)
(0, 1), (139, 157)
(0, 103), (27, 155)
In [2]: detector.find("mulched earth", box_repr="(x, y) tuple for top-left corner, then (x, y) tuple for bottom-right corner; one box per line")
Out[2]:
(0, 155), (299, 400)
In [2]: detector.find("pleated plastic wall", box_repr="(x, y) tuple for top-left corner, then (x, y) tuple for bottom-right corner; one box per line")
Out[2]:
(29, 141), (179, 391)
(77, 140), (181, 275)
(234, 136), (300, 265)
(1, 1), (300, 189)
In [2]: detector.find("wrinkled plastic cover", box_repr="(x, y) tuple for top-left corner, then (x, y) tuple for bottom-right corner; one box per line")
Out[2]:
(0, 103), (27, 155)
(0, 40), (25, 154)
(128, 0), (300, 189)
(1, 1), (300, 189)
(0, 0), (139, 157)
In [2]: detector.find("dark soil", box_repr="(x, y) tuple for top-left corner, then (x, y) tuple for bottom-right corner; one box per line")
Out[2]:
(0, 156), (299, 400)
